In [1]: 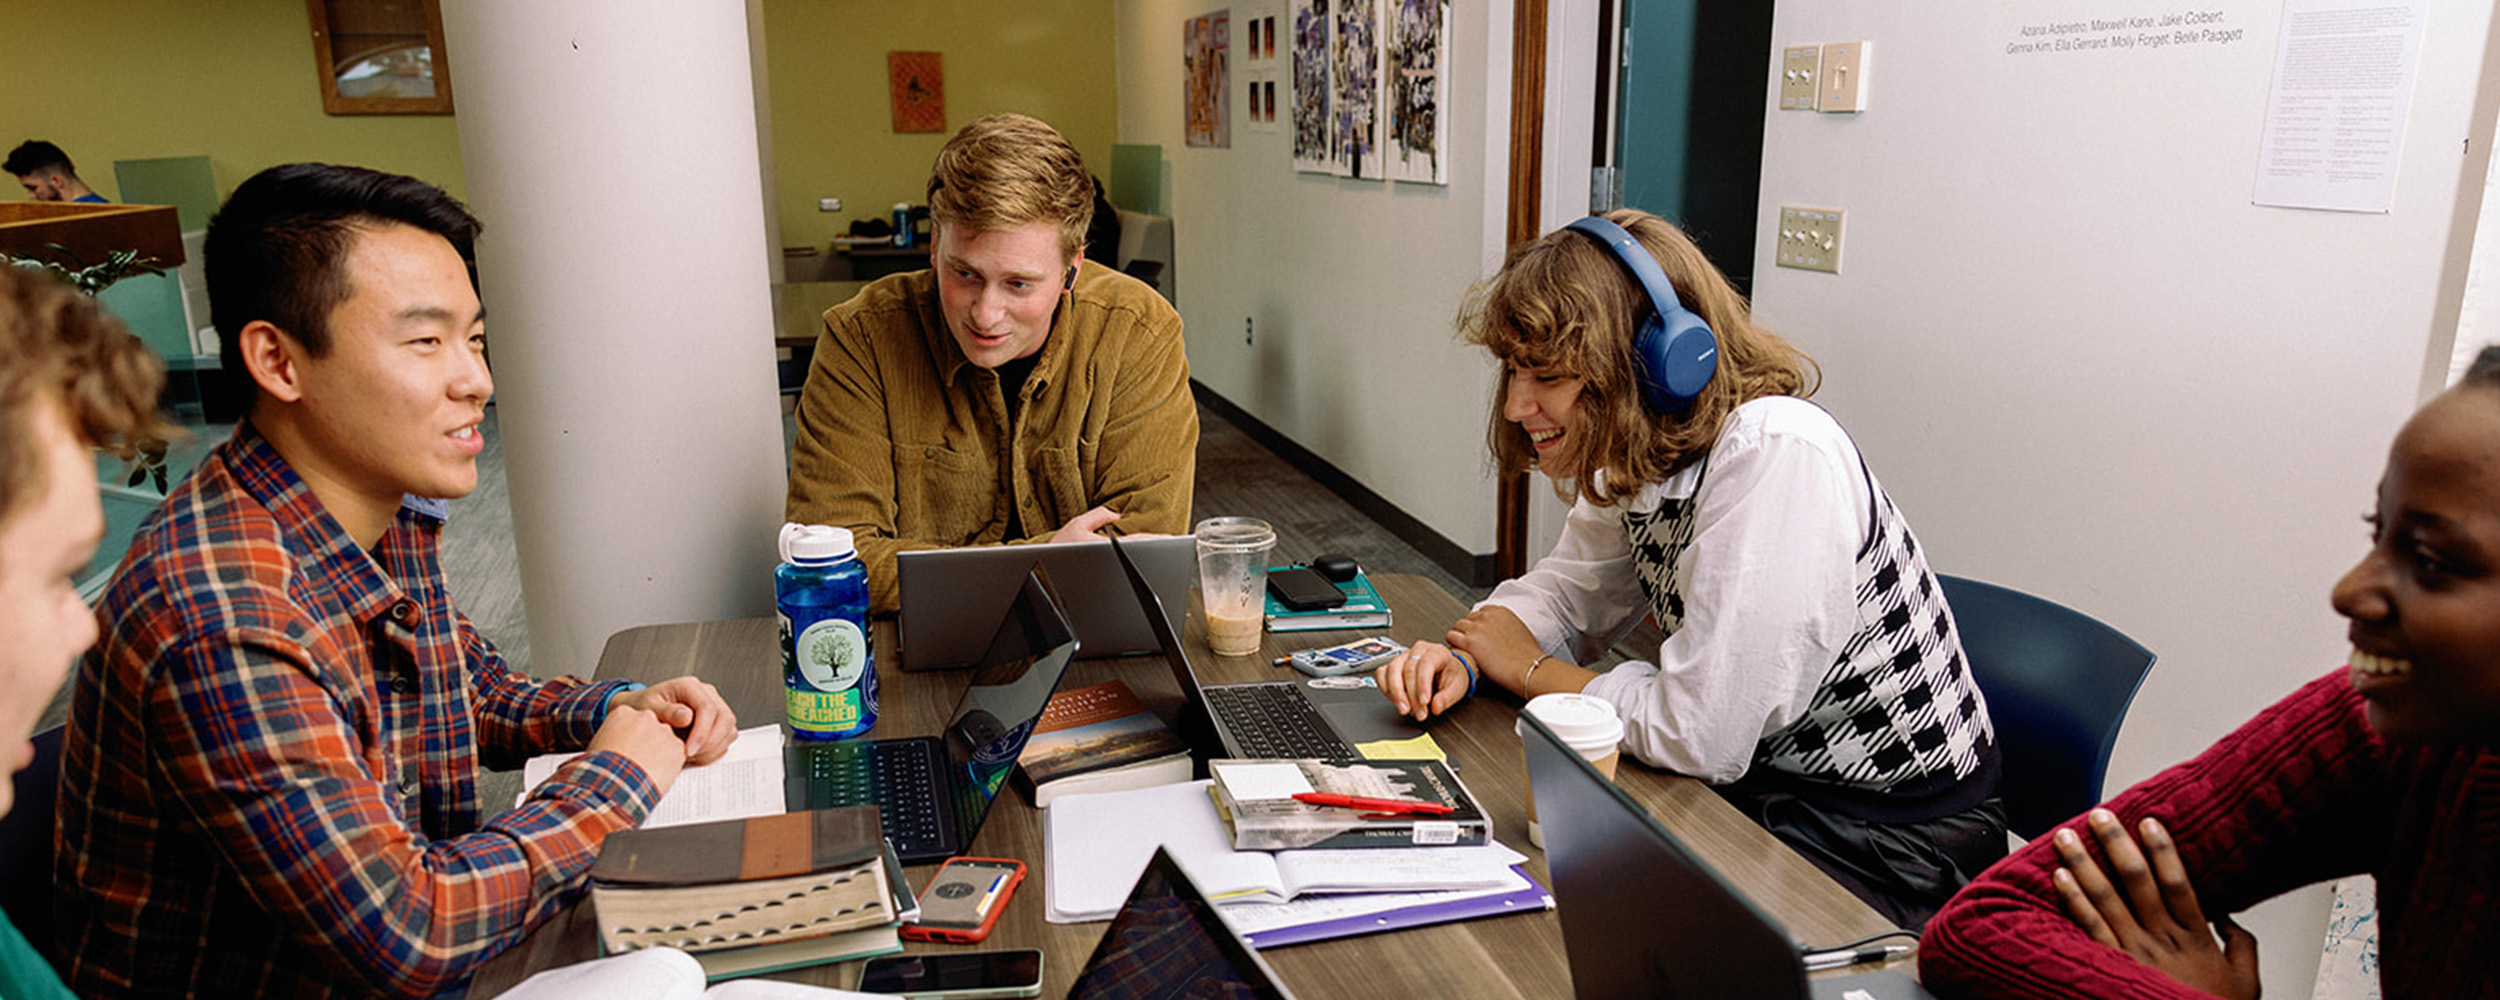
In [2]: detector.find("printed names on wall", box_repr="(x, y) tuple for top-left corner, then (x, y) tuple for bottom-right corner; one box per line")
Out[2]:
(2003, 8), (2247, 55)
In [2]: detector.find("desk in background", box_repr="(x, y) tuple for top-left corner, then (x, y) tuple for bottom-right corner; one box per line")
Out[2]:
(772, 281), (870, 392)
(840, 243), (931, 281)
(467, 574), (1903, 998)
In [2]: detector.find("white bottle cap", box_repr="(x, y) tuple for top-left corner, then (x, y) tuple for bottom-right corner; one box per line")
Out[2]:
(893, 202), (910, 211)
(779, 522), (856, 563)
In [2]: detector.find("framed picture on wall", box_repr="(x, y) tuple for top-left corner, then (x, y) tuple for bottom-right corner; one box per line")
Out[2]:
(1184, 11), (1233, 149)
(1290, 0), (1332, 172)
(1384, 0), (1447, 184)
(889, 51), (947, 133)
(304, 0), (454, 115)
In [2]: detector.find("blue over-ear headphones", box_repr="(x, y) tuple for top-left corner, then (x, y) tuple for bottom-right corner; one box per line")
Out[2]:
(1564, 216), (1718, 412)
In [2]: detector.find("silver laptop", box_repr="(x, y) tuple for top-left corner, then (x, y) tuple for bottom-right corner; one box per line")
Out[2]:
(1521, 711), (1938, 1000)
(1109, 536), (1425, 761)
(896, 535), (1194, 670)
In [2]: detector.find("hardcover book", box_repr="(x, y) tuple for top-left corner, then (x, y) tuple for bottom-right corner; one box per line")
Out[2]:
(1014, 679), (1194, 808)
(1263, 568), (1392, 631)
(1209, 758), (1490, 850)
(589, 806), (895, 960)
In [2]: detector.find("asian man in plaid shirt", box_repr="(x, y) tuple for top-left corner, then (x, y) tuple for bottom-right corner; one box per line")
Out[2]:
(53, 164), (739, 998)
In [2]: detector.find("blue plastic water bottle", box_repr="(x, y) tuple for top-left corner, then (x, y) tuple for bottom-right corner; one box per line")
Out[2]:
(778, 523), (877, 740)
(892, 203), (914, 248)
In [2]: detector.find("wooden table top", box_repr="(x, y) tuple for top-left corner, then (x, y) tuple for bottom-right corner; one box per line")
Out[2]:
(468, 574), (1905, 997)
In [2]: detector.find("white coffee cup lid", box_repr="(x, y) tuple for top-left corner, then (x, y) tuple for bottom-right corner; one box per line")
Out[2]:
(1519, 692), (1624, 751)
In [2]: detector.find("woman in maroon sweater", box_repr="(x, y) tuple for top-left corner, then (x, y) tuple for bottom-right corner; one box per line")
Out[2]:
(1920, 351), (2500, 1000)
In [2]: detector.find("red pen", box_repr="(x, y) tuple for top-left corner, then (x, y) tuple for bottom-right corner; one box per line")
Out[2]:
(1291, 792), (1454, 816)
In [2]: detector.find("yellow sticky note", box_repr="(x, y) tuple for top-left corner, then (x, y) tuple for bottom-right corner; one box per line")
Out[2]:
(1354, 733), (1447, 762)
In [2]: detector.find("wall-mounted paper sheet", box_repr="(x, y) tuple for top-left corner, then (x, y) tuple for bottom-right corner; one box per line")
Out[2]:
(2252, 0), (2427, 213)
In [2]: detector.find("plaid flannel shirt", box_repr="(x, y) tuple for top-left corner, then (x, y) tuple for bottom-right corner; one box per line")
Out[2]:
(56, 424), (658, 998)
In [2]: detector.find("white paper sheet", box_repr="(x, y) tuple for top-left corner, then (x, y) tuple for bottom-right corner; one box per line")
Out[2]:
(1208, 760), (1314, 800)
(1215, 866), (1534, 935)
(518, 724), (785, 829)
(2252, 0), (2427, 213)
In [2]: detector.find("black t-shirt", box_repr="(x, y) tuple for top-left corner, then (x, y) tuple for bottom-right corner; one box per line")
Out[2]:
(997, 353), (1041, 537)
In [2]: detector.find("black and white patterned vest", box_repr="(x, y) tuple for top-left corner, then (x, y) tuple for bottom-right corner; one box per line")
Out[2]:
(1622, 441), (1994, 794)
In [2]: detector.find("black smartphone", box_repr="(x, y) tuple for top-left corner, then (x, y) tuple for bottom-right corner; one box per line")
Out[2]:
(858, 949), (1044, 999)
(1266, 566), (1346, 611)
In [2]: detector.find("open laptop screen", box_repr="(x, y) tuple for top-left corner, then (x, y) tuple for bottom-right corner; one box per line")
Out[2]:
(1521, 711), (1817, 1000)
(942, 567), (1081, 849)
(1068, 847), (1297, 1000)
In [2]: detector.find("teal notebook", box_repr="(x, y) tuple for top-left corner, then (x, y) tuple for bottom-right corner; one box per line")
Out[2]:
(1263, 567), (1392, 632)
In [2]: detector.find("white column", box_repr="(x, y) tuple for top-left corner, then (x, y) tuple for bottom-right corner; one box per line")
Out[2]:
(443, 0), (787, 677)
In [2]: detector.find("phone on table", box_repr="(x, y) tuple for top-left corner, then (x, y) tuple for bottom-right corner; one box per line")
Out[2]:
(900, 857), (1025, 944)
(1283, 636), (1406, 677)
(857, 949), (1044, 1000)
(1266, 566), (1347, 611)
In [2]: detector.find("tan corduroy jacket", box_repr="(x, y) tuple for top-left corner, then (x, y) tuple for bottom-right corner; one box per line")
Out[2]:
(786, 261), (1198, 613)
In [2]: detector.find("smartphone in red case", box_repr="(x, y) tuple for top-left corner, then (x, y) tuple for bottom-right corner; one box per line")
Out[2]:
(901, 857), (1025, 944)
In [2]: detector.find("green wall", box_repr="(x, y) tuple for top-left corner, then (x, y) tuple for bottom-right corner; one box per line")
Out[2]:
(0, 0), (467, 206)
(3, 1), (1119, 256)
(761, 0), (1121, 251)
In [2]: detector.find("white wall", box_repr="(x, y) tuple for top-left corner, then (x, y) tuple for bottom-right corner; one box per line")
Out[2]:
(1114, 0), (1512, 553)
(1752, 1), (2498, 991)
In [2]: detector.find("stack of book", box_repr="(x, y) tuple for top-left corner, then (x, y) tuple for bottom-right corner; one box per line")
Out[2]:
(1208, 758), (1489, 850)
(1042, 778), (1549, 948)
(1263, 566), (1391, 631)
(1013, 679), (1194, 808)
(588, 806), (910, 980)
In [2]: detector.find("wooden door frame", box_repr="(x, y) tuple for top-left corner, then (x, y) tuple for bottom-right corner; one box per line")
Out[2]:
(1495, 0), (1550, 580)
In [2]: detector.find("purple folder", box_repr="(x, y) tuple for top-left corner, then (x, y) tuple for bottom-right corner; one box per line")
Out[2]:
(1239, 864), (1554, 949)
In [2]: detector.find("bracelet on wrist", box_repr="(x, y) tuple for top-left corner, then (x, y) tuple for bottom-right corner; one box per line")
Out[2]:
(595, 681), (648, 727)
(1522, 654), (1554, 690)
(1453, 651), (1479, 699)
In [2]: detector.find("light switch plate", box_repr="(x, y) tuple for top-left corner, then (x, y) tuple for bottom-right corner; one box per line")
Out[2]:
(818, 197), (843, 212)
(1780, 46), (1820, 111)
(1817, 41), (1869, 113)
(1776, 205), (1844, 274)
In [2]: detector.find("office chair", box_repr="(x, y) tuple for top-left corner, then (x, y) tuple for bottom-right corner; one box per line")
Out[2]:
(1940, 575), (2157, 839)
(0, 727), (63, 929)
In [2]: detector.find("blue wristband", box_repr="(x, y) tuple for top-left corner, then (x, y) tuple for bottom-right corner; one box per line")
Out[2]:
(1452, 650), (1479, 700)
(595, 681), (648, 727)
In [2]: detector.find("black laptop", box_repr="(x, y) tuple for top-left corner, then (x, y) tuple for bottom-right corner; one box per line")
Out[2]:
(786, 567), (1080, 863)
(1521, 712), (1939, 1000)
(1108, 536), (1424, 762)
(1067, 847), (1299, 1000)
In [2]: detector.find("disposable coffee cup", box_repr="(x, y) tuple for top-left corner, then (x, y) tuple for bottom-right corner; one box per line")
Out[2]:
(1518, 692), (1625, 849)
(1194, 516), (1276, 657)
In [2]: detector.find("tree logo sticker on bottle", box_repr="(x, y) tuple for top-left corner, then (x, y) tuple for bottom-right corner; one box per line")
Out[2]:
(794, 617), (868, 691)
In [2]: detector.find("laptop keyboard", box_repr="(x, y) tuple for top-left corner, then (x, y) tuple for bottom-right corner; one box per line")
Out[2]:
(1204, 684), (1359, 759)
(797, 741), (948, 857)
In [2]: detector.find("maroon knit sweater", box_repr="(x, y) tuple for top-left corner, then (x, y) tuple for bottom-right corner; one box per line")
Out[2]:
(1920, 670), (2500, 998)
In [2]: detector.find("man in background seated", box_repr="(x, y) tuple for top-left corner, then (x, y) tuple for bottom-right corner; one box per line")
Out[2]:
(0, 265), (166, 1000)
(786, 113), (1197, 613)
(55, 163), (737, 999)
(6, 142), (106, 203)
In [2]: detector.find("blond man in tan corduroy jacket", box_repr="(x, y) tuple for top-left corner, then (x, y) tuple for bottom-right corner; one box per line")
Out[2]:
(787, 114), (1197, 614)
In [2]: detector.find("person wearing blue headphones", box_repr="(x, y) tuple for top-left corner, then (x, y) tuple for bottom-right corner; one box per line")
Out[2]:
(1378, 208), (2005, 928)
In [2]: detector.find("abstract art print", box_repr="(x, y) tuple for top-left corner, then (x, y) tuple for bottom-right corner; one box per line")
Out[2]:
(888, 51), (945, 133)
(1330, 0), (1381, 178)
(1290, 0), (1332, 172)
(1184, 11), (1232, 149)
(1384, 0), (1447, 184)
